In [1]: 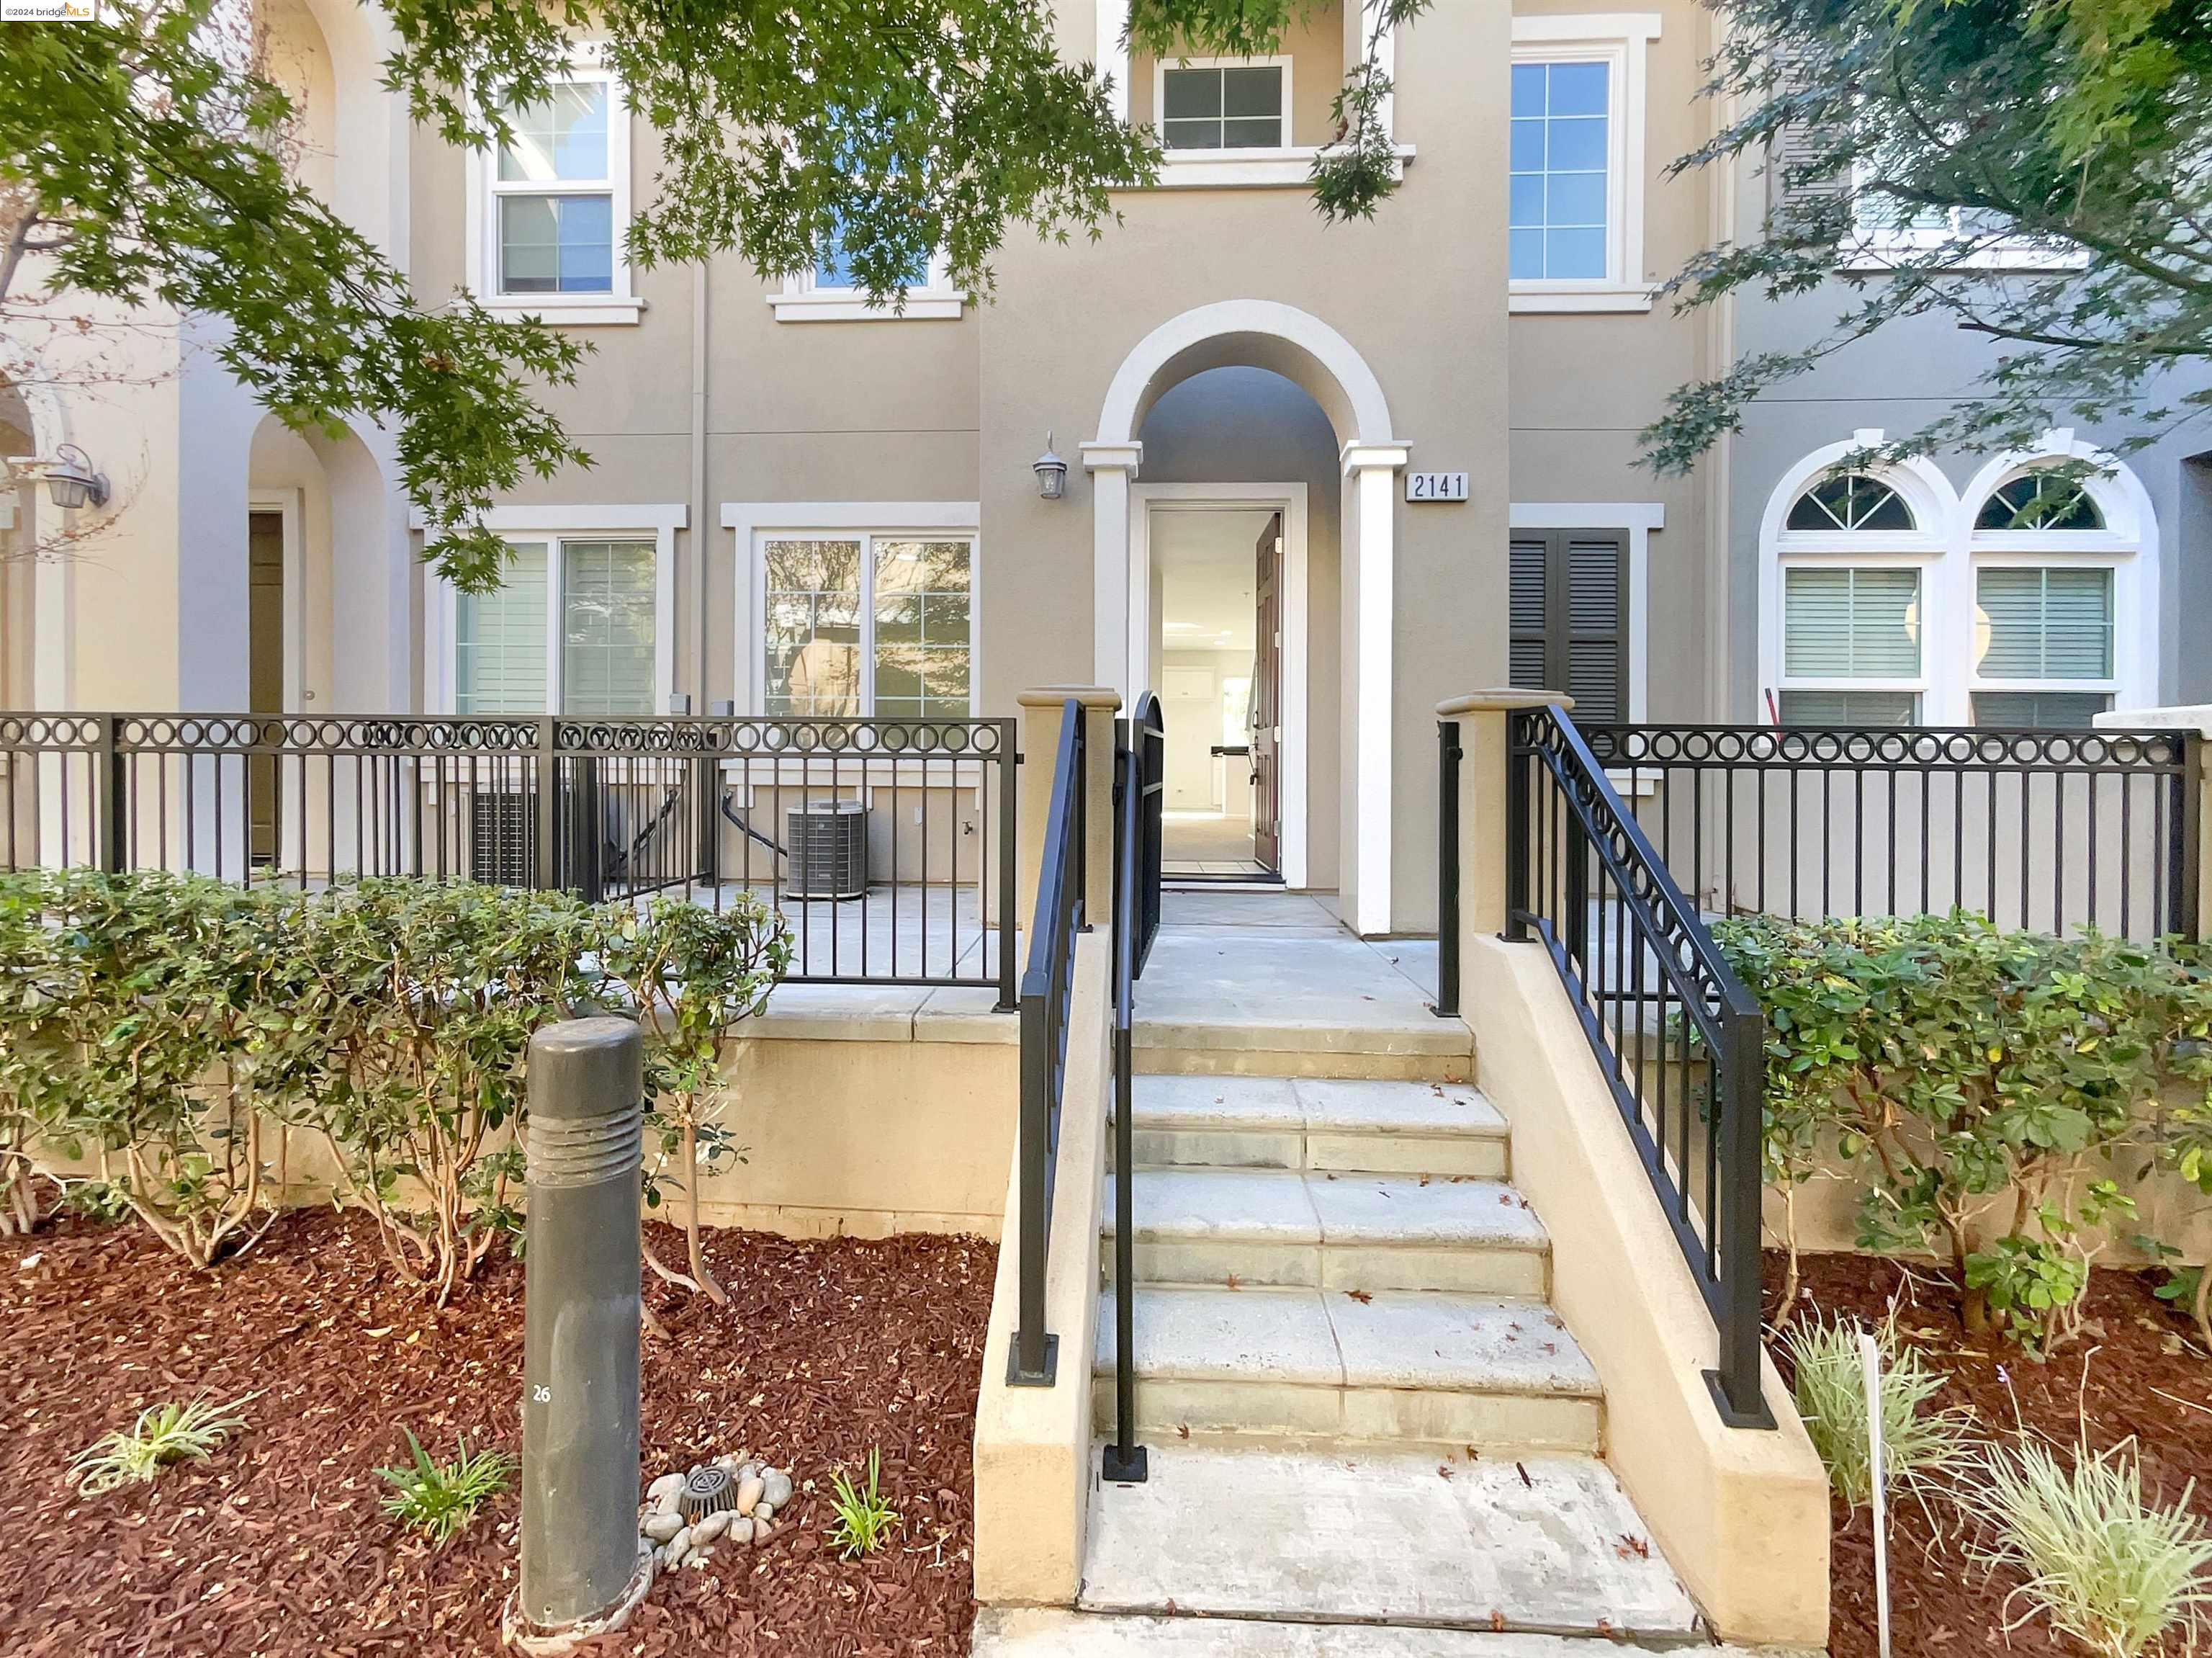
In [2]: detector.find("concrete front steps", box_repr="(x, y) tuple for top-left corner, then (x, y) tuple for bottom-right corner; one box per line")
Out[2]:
(1097, 1075), (1599, 1453)
(1074, 1069), (1704, 1644)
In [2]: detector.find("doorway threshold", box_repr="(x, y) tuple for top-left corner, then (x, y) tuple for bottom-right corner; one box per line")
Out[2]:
(1163, 866), (1285, 888)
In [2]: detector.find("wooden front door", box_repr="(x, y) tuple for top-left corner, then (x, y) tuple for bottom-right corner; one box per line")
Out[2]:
(1251, 512), (1282, 870)
(247, 510), (284, 865)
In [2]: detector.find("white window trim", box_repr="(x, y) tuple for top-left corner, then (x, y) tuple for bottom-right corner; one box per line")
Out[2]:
(421, 503), (683, 715)
(1509, 14), (1661, 314)
(1840, 163), (2090, 275)
(1507, 501), (1660, 723)
(463, 48), (643, 326)
(1756, 429), (2158, 725)
(721, 501), (981, 716)
(769, 248), (965, 322)
(1153, 53), (1294, 153)
(1097, 0), (1411, 190)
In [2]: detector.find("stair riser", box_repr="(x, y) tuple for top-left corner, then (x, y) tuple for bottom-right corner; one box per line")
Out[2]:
(1101, 1238), (1548, 1296)
(1117, 1127), (1509, 1180)
(1089, 1377), (1601, 1456)
(1139, 1049), (1473, 1084)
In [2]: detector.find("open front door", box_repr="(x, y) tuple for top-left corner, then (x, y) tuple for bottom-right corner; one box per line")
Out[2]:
(1251, 512), (1282, 871)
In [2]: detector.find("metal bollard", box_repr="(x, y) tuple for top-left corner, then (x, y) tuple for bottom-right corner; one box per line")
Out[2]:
(520, 1016), (647, 1631)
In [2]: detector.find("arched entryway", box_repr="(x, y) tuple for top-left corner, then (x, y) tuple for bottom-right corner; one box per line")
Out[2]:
(1084, 300), (1406, 934)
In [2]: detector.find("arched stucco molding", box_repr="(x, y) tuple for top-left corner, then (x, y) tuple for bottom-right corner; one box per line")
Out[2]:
(1, 360), (76, 712)
(1758, 430), (1957, 552)
(1087, 299), (1406, 933)
(1091, 300), (1398, 451)
(287, 0), (410, 263)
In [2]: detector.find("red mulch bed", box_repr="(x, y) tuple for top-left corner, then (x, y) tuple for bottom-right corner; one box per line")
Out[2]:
(0, 1210), (994, 1658)
(1771, 1250), (2212, 1658)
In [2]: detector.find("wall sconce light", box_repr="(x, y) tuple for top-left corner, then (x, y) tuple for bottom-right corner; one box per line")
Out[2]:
(1033, 431), (1067, 501)
(24, 444), (109, 511)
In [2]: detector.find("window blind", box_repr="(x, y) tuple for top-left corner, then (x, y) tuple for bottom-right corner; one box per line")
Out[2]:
(1976, 567), (2111, 681)
(455, 541), (549, 714)
(1782, 566), (1919, 678)
(561, 539), (656, 716)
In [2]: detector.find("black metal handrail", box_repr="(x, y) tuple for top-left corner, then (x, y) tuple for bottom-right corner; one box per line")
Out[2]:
(1010, 701), (1086, 1386)
(1579, 721), (2200, 944)
(0, 712), (1020, 1000)
(1506, 705), (1773, 1428)
(1103, 693), (1164, 1483)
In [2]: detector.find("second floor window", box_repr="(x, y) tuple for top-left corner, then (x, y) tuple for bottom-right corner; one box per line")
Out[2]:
(1510, 60), (1611, 281)
(490, 73), (619, 297)
(1159, 62), (1287, 151)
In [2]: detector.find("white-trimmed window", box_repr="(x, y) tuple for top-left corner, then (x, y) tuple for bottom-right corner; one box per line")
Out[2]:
(1845, 157), (2086, 274)
(771, 229), (963, 321)
(467, 53), (640, 324)
(1761, 437), (2156, 728)
(430, 506), (680, 714)
(455, 538), (656, 715)
(1156, 58), (1290, 151)
(1509, 14), (1660, 313)
(758, 533), (974, 718)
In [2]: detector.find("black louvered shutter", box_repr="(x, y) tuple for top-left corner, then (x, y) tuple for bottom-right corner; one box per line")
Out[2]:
(1506, 529), (1628, 723)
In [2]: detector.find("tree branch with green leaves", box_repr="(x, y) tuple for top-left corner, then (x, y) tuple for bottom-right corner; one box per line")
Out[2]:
(1644, 0), (2212, 480)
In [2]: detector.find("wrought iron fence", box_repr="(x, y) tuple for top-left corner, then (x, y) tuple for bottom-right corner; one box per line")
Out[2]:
(1578, 723), (2202, 942)
(0, 712), (1019, 997)
(1507, 706), (1773, 1427)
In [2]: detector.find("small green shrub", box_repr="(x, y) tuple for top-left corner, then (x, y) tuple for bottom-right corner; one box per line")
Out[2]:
(1781, 1313), (1975, 1508)
(374, 1429), (516, 1544)
(825, 1447), (899, 1558)
(73, 1395), (251, 1495)
(1717, 912), (2212, 1350)
(297, 880), (595, 1303)
(595, 893), (791, 1305)
(1966, 1435), (2212, 1658)
(36, 871), (310, 1268)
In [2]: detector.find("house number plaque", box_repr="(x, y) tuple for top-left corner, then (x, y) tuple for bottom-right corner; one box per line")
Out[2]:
(1405, 471), (1469, 503)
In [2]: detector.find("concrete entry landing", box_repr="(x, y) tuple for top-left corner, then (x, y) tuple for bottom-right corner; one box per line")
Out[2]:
(1078, 1445), (1699, 1639)
(1138, 892), (1468, 1080)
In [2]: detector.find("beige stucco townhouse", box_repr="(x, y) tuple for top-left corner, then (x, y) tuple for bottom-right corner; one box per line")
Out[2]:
(0, 0), (1768, 939)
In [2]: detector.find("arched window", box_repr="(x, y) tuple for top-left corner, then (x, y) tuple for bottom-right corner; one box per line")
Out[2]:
(1968, 466), (2127, 728)
(1773, 468), (1932, 726)
(1762, 439), (2156, 730)
(1785, 472), (1916, 533)
(1975, 473), (2103, 532)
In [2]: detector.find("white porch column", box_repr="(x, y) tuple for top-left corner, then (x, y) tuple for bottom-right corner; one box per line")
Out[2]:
(1082, 442), (1142, 699)
(1343, 442), (1408, 936)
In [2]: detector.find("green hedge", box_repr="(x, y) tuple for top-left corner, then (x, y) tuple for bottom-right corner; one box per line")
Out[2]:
(1714, 911), (2212, 1350)
(0, 870), (788, 1301)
